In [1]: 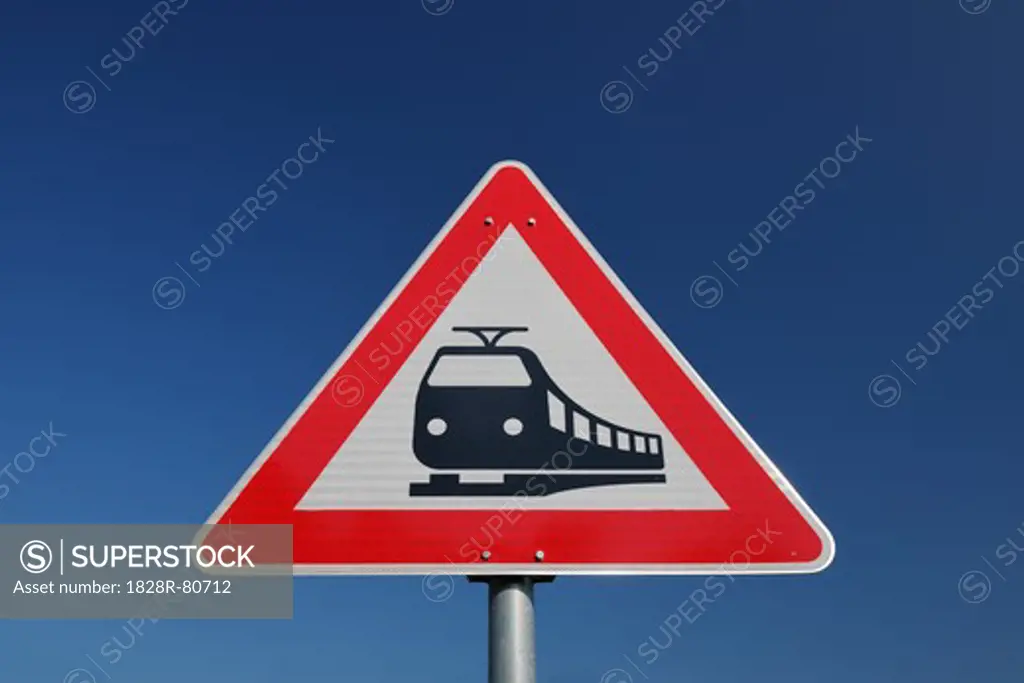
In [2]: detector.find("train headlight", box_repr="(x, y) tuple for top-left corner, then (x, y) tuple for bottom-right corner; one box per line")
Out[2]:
(427, 418), (447, 436)
(503, 418), (523, 436)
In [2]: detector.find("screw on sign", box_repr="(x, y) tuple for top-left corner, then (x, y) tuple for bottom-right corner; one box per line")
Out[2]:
(198, 161), (835, 683)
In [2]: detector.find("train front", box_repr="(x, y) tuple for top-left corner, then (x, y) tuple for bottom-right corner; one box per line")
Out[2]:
(412, 344), (551, 472)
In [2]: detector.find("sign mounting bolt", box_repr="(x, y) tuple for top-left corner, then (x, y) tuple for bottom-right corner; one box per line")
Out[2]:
(484, 216), (494, 226)
(527, 217), (536, 227)
(534, 550), (544, 562)
(482, 551), (491, 561)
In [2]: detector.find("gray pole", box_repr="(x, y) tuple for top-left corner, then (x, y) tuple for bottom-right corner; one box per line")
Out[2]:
(471, 576), (554, 683)
(489, 578), (536, 683)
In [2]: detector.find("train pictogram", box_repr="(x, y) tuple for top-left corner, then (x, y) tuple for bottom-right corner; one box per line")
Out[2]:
(409, 326), (668, 497)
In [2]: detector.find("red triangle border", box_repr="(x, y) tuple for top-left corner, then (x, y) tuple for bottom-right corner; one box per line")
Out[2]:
(205, 161), (835, 575)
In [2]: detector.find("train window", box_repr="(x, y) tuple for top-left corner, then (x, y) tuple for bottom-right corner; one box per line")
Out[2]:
(616, 431), (631, 451)
(635, 436), (647, 453)
(572, 412), (590, 442)
(649, 437), (659, 454)
(595, 424), (612, 447)
(547, 392), (566, 432)
(426, 354), (532, 387)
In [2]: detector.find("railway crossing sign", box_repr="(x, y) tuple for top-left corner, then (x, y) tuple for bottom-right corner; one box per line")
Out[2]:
(204, 160), (835, 576)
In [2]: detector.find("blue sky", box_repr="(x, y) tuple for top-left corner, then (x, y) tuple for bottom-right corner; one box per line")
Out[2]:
(2, 0), (1023, 680)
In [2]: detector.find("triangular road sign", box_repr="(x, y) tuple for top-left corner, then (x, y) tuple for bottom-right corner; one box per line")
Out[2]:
(205, 161), (835, 576)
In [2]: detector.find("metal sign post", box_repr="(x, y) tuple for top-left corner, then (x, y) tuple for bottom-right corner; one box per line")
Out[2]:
(471, 576), (554, 683)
